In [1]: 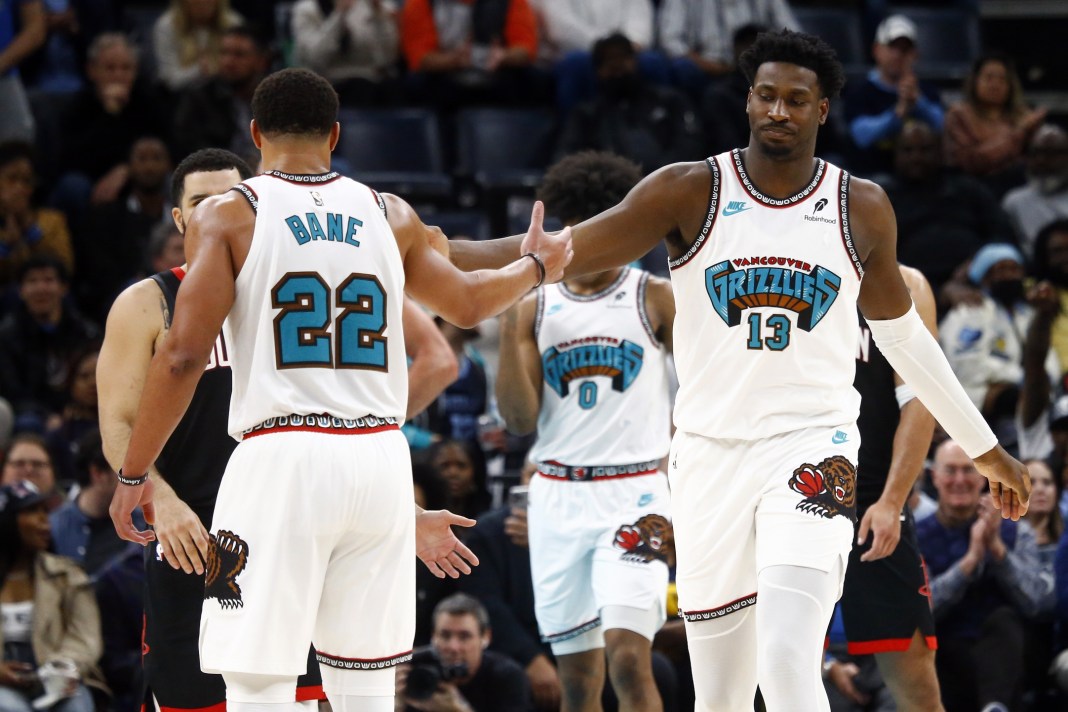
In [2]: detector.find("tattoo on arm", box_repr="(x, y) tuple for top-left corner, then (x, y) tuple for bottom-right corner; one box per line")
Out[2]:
(159, 295), (172, 330)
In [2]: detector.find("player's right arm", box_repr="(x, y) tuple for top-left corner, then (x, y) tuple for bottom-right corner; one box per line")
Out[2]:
(496, 293), (542, 436)
(386, 195), (572, 327)
(448, 162), (707, 278)
(98, 280), (211, 574)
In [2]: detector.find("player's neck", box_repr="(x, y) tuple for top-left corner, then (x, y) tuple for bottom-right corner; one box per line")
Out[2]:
(739, 146), (820, 200)
(564, 267), (624, 295)
(260, 144), (333, 176)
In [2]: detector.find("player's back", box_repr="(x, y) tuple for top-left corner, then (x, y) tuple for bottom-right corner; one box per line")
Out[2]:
(224, 170), (407, 438)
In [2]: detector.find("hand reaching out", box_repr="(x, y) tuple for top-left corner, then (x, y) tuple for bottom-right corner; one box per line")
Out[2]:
(520, 201), (573, 285)
(416, 508), (480, 579)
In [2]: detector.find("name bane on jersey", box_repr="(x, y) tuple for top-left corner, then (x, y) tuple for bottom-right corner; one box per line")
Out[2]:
(542, 337), (643, 398)
(285, 212), (363, 247)
(705, 258), (841, 331)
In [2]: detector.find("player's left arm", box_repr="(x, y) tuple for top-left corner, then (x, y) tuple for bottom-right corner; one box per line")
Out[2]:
(644, 275), (676, 354)
(110, 195), (245, 544)
(403, 298), (459, 420)
(853, 178), (1030, 519)
(858, 265), (937, 562)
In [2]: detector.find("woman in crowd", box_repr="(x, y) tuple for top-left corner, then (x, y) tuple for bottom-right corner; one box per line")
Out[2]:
(153, 0), (244, 91)
(0, 480), (106, 712)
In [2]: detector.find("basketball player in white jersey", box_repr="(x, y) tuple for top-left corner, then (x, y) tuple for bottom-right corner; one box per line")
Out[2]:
(444, 29), (1031, 711)
(498, 152), (675, 712)
(108, 67), (573, 712)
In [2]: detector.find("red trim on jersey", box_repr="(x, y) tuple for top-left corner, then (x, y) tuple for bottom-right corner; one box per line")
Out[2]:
(295, 684), (326, 702)
(156, 702), (227, 712)
(171, 266), (186, 281)
(537, 468), (659, 482)
(846, 635), (938, 655)
(243, 423), (400, 439)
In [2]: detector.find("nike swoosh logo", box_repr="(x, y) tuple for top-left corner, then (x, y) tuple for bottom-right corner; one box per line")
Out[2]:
(832, 433), (848, 444)
(722, 206), (752, 216)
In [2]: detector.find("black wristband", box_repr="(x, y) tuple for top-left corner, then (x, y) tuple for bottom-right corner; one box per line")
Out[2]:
(523, 252), (546, 289)
(117, 468), (149, 486)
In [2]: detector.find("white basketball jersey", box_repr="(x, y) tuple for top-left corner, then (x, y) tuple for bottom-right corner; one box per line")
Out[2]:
(529, 267), (671, 465)
(223, 171), (407, 437)
(670, 149), (863, 440)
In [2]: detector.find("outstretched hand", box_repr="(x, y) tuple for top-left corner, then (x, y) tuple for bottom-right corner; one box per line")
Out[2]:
(109, 478), (157, 546)
(416, 509), (480, 579)
(520, 201), (573, 285)
(151, 487), (210, 575)
(973, 445), (1031, 520)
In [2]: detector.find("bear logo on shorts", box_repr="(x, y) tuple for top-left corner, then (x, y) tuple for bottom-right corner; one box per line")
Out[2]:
(613, 514), (674, 565)
(205, 530), (249, 609)
(788, 456), (857, 523)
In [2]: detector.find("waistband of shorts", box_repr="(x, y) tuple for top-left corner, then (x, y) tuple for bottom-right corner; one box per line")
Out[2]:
(242, 413), (400, 438)
(536, 459), (660, 482)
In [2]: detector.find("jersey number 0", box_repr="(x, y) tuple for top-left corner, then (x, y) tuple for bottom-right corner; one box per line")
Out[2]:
(271, 272), (388, 370)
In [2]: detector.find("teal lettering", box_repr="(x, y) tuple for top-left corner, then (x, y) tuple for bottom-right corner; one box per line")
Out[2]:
(286, 215), (311, 245)
(345, 217), (363, 247)
(327, 213), (344, 242)
(306, 213), (326, 241)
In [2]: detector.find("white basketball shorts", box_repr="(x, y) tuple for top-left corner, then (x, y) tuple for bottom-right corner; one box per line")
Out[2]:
(199, 425), (415, 676)
(669, 424), (858, 623)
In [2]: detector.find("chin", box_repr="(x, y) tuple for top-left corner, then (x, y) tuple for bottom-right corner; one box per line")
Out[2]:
(754, 140), (796, 159)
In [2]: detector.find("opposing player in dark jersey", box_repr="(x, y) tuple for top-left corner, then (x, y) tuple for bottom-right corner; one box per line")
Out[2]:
(842, 264), (943, 711)
(98, 148), (462, 711)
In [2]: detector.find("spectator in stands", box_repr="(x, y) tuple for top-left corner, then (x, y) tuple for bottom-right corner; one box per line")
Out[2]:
(879, 120), (1009, 297)
(44, 347), (99, 483)
(1, 434), (63, 512)
(1002, 124), (1068, 261)
(49, 429), (140, 576)
(0, 257), (98, 426)
(658, 0), (798, 98)
(412, 462), (458, 646)
(0, 0), (45, 142)
(397, 593), (533, 712)
(533, 0), (665, 113)
(55, 33), (166, 220)
(77, 137), (172, 322)
(1015, 280), (1064, 462)
(917, 439), (1053, 712)
(27, 0), (85, 94)
(458, 474), (559, 710)
(171, 25), (269, 166)
(843, 13), (943, 178)
(939, 244), (1058, 431)
(430, 439), (492, 521)
(400, 0), (546, 109)
(0, 142), (73, 298)
(0, 479), (107, 712)
(699, 23), (767, 155)
(1023, 458), (1063, 563)
(1032, 219), (1068, 375)
(146, 222), (185, 276)
(555, 33), (703, 174)
(944, 53), (1046, 196)
(425, 319), (489, 446)
(292, 0), (402, 106)
(152, 0), (243, 92)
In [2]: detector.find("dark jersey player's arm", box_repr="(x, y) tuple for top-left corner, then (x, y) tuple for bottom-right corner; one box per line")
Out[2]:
(119, 194), (247, 478)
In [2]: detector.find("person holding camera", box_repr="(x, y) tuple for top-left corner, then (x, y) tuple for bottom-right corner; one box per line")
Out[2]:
(396, 593), (531, 712)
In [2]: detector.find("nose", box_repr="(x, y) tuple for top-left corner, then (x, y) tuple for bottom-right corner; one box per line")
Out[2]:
(767, 97), (789, 121)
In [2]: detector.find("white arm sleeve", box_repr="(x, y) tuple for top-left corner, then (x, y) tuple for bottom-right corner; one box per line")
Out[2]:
(867, 304), (998, 458)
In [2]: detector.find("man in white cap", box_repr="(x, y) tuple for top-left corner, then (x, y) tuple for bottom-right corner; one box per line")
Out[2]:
(843, 13), (944, 176)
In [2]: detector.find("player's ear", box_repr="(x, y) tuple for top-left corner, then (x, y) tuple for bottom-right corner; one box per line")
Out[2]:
(329, 122), (341, 152)
(172, 207), (185, 235)
(250, 119), (263, 149)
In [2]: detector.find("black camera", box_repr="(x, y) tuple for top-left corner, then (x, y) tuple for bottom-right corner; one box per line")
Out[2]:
(404, 646), (469, 700)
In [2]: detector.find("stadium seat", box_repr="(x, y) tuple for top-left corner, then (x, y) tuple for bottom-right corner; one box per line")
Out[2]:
(793, 7), (867, 76)
(336, 108), (453, 200)
(455, 108), (557, 192)
(886, 5), (981, 82)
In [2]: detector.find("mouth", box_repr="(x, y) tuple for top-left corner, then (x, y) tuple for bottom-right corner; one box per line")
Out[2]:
(761, 126), (794, 137)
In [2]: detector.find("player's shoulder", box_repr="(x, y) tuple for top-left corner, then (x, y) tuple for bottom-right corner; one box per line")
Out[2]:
(845, 174), (891, 212)
(897, 264), (930, 291)
(105, 276), (168, 337)
(189, 189), (258, 232)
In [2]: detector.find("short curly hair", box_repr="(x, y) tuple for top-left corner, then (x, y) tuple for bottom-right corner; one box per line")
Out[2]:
(537, 151), (643, 225)
(738, 29), (846, 99)
(251, 68), (338, 138)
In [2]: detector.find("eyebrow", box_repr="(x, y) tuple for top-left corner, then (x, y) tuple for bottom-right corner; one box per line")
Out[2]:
(754, 83), (814, 95)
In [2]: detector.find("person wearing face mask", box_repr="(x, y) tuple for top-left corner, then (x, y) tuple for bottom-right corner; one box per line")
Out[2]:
(940, 244), (1061, 442)
(554, 33), (703, 175)
(1002, 124), (1068, 261)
